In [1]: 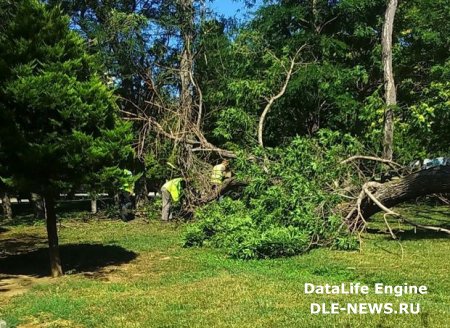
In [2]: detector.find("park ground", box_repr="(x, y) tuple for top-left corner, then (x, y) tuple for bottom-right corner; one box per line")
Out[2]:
(0, 205), (449, 328)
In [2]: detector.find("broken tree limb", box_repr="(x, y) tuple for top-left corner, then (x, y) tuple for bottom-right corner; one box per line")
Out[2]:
(191, 147), (237, 158)
(362, 184), (450, 236)
(362, 183), (398, 239)
(121, 107), (237, 159)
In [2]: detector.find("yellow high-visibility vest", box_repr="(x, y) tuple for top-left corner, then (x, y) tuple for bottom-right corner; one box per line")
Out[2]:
(162, 178), (183, 202)
(122, 183), (134, 194)
(121, 169), (134, 193)
(211, 164), (225, 185)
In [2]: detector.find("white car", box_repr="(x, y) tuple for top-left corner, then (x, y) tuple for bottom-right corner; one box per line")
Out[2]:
(422, 157), (450, 169)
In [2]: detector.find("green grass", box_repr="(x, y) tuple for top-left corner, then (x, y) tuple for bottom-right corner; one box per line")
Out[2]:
(0, 205), (449, 328)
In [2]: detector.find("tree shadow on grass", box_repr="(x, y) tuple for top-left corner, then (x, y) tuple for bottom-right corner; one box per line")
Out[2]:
(393, 227), (450, 241)
(369, 226), (450, 241)
(1, 214), (42, 227)
(414, 207), (450, 216)
(0, 243), (137, 277)
(366, 228), (390, 235)
(0, 234), (47, 256)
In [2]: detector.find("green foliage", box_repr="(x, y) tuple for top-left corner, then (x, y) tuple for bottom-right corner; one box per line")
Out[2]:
(0, 0), (133, 195)
(399, 76), (450, 157)
(143, 141), (176, 183)
(184, 130), (362, 259)
(198, 0), (450, 160)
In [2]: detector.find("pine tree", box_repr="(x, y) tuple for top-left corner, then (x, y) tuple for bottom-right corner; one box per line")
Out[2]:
(0, 0), (133, 277)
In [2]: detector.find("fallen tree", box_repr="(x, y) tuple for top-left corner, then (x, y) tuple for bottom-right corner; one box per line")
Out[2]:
(183, 133), (450, 259)
(343, 165), (450, 235)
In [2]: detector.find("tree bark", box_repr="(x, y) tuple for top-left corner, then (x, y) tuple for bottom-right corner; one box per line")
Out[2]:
(350, 166), (450, 220)
(91, 197), (98, 214)
(31, 192), (45, 219)
(178, 0), (195, 172)
(312, 0), (320, 32)
(381, 0), (398, 160)
(135, 172), (148, 210)
(1, 191), (12, 220)
(44, 195), (63, 277)
(179, 1), (193, 120)
(196, 177), (247, 205)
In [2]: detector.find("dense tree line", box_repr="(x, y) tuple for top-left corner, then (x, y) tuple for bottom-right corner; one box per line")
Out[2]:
(1, 0), (449, 270)
(41, 0), (449, 166)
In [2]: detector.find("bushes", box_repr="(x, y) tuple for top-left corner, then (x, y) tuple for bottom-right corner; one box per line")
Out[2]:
(184, 199), (311, 259)
(184, 130), (362, 259)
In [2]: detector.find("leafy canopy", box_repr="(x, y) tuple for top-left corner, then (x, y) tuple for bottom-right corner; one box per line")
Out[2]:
(0, 0), (133, 195)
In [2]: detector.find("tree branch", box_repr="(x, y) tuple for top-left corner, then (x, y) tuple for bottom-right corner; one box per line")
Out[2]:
(258, 44), (307, 147)
(341, 155), (402, 168)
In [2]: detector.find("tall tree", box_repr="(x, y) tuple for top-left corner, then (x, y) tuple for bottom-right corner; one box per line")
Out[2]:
(177, 0), (196, 171)
(0, 0), (133, 276)
(381, 0), (398, 160)
(48, 0), (156, 206)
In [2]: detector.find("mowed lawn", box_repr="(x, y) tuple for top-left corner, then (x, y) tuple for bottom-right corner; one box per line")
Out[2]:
(0, 205), (449, 328)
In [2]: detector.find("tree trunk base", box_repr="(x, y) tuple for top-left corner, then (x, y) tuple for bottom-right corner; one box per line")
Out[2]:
(344, 166), (450, 227)
(44, 195), (63, 277)
(1, 191), (13, 220)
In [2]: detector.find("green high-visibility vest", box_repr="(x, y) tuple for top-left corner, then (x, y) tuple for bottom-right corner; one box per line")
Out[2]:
(162, 178), (183, 202)
(211, 164), (225, 184)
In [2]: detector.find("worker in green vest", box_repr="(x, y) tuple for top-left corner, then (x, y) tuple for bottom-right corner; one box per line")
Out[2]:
(211, 159), (231, 192)
(161, 178), (184, 221)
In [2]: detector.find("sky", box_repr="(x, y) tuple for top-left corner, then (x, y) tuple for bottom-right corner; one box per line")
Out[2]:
(210, 0), (262, 20)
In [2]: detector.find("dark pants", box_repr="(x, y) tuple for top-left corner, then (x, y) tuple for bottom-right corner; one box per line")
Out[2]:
(212, 184), (224, 201)
(119, 191), (135, 221)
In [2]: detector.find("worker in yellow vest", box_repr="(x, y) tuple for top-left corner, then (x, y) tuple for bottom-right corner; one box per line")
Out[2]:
(211, 159), (231, 193)
(161, 178), (184, 221)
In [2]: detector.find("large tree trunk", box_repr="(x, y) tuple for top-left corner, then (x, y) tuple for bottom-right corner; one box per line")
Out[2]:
(179, 1), (193, 118)
(1, 191), (12, 220)
(351, 166), (450, 220)
(381, 0), (398, 160)
(44, 195), (63, 277)
(31, 192), (45, 219)
(178, 0), (195, 173)
(135, 175), (148, 210)
(134, 161), (148, 210)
